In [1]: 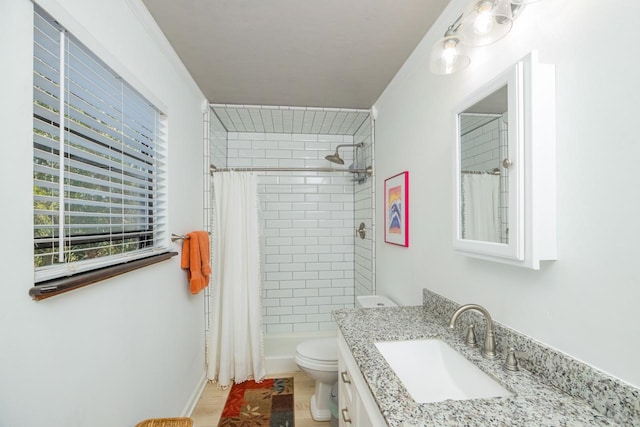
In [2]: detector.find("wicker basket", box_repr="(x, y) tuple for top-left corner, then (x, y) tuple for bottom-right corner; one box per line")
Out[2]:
(135, 418), (193, 427)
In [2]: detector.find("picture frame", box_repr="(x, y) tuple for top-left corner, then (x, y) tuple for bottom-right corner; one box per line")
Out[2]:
(384, 171), (409, 247)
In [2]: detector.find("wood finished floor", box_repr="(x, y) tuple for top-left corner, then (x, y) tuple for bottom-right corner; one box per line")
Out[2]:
(191, 371), (328, 427)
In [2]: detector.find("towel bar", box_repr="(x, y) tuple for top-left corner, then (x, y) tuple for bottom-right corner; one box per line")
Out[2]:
(171, 233), (189, 242)
(171, 232), (210, 242)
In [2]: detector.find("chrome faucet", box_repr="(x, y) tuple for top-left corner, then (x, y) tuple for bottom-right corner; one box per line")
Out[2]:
(449, 304), (497, 359)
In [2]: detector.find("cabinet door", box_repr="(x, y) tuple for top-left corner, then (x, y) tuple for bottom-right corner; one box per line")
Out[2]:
(338, 356), (354, 426)
(453, 51), (556, 269)
(338, 331), (387, 427)
(355, 391), (373, 427)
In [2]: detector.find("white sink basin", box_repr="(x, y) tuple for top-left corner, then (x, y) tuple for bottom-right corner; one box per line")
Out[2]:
(374, 339), (513, 403)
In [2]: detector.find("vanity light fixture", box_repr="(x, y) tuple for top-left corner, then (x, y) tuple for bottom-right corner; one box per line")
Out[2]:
(429, 0), (540, 75)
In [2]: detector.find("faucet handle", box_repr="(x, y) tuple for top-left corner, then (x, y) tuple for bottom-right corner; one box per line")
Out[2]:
(465, 324), (478, 347)
(504, 348), (520, 372)
(483, 329), (497, 359)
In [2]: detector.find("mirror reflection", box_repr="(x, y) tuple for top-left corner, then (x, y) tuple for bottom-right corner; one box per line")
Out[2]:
(459, 85), (508, 244)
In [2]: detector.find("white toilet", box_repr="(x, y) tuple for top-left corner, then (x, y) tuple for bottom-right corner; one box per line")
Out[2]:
(295, 295), (397, 421)
(294, 337), (338, 421)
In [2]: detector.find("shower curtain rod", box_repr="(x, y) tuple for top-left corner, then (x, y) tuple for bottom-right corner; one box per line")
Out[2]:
(209, 164), (373, 176)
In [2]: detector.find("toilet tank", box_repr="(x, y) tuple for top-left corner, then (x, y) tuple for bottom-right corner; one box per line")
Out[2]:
(356, 295), (397, 308)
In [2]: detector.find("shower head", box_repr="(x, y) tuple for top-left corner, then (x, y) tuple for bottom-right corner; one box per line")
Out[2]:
(324, 143), (364, 166)
(325, 152), (345, 165)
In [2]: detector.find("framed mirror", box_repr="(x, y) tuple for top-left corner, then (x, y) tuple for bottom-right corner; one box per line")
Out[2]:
(453, 52), (557, 269)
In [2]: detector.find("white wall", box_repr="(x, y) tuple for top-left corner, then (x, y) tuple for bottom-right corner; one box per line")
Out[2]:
(374, 0), (640, 388)
(0, 1), (207, 426)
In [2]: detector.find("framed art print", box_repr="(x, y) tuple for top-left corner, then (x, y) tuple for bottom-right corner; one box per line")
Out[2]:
(384, 171), (409, 247)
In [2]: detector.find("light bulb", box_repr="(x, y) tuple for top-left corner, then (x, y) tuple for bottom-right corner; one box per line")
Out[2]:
(460, 0), (513, 46)
(476, 1), (494, 14)
(429, 36), (470, 75)
(474, 13), (493, 35)
(474, 1), (495, 35)
(441, 40), (459, 72)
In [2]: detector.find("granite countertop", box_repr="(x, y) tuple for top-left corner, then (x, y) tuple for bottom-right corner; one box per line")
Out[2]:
(334, 305), (619, 427)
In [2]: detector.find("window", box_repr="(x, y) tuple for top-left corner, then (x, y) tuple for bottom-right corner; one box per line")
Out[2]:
(32, 7), (169, 285)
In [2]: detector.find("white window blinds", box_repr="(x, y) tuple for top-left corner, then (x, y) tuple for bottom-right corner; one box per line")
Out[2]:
(33, 7), (168, 282)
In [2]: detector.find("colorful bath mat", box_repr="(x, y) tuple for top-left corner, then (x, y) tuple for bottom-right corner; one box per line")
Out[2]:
(218, 377), (294, 427)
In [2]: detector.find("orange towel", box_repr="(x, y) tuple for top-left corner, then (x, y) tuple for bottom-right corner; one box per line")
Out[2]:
(180, 230), (211, 294)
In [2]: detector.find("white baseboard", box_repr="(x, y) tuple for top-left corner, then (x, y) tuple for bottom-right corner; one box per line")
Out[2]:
(182, 370), (207, 417)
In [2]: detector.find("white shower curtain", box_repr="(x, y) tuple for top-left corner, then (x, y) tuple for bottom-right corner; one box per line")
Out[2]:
(462, 174), (500, 243)
(208, 172), (265, 386)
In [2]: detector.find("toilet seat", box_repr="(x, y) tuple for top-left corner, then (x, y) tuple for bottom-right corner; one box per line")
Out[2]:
(295, 353), (338, 371)
(294, 338), (338, 370)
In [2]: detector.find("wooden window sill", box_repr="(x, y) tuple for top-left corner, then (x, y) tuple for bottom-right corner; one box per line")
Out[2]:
(29, 251), (179, 301)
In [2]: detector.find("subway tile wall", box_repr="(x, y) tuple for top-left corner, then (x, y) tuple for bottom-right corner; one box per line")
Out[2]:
(204, 110), (228, 233)
(460, 115), (502, 172)
(354, 118), (375, 297)
(202, 110), (228, 343)
(203, 109), (212, 227)
(210, 110), (228, 169)
(205, 106), (375, 335)
(227, 132), (358, 334)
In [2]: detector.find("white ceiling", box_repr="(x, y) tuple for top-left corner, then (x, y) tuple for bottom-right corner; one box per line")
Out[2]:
(141, 0), (450, 109)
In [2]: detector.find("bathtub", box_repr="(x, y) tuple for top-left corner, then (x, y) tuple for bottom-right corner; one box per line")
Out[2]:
(263, 331), (336, 374)
(263, 296), (396, 374)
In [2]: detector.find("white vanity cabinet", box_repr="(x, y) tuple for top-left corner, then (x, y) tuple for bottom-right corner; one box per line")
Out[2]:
(337, 331), (387, 427)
